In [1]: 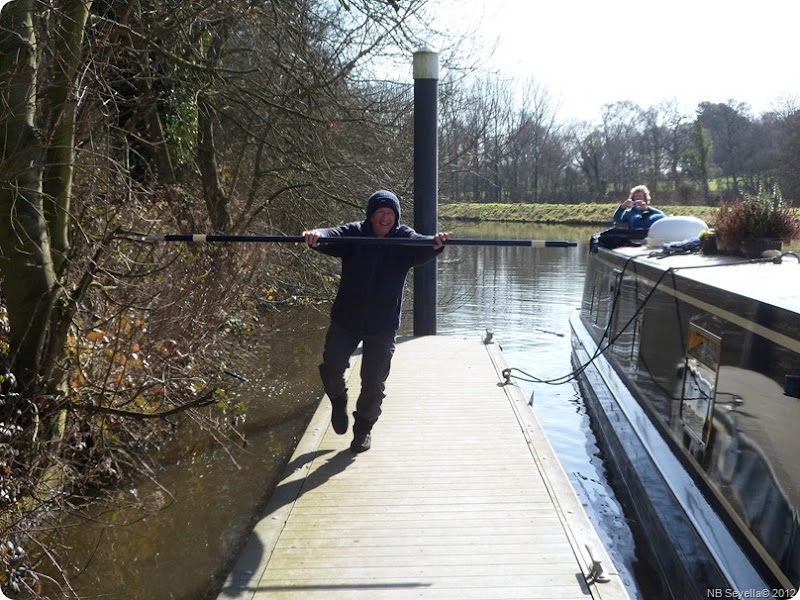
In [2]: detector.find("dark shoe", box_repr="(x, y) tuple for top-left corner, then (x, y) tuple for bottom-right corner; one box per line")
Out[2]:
(330, 394), (348, 435)
(350, 432), (371, 454)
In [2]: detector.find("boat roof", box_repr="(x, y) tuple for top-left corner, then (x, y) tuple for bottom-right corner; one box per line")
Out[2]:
(602, 246), (800, 316)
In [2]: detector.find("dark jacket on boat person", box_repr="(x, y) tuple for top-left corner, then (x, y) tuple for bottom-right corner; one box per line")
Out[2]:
(302, 190), (450, 454)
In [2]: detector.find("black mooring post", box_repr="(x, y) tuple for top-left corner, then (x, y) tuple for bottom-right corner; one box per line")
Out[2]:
(413, 47), (439, 337)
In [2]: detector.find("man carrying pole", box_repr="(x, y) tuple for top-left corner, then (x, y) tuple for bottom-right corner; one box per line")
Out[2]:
(302, 190), (451, 453)
(141, 211), (577, 452)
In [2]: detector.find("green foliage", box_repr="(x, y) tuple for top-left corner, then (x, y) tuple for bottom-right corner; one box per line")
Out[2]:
(681, 121), (712, 189)
(164, 87), (198, 172)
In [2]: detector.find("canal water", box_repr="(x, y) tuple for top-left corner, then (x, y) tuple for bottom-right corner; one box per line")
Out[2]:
(45, 223), (662, 600)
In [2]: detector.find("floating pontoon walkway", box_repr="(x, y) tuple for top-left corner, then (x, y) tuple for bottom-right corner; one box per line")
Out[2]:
(218, 335), (630, 600)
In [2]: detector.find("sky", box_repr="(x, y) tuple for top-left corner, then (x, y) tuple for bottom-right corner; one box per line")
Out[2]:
(429, 0), (798, 122)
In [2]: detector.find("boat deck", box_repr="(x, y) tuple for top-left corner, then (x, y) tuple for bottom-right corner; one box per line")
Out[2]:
(217, 335), (629, 600)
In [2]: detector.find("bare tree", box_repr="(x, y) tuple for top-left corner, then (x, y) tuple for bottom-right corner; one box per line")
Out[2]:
(439, 76), (484, 202)
(656, 100), (693, 195)
(599, 101), (646, 196)
(569, 122), (607, 198)
(0, 0), (91, 396)
(444, 78), (498, 203)
(505, 78), (563, 202)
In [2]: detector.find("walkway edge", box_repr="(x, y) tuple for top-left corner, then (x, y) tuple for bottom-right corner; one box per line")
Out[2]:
(216, 356), (362, 600)
(484, 342), (630, 600)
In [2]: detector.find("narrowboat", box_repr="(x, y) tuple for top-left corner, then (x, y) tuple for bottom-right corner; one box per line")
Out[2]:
(569, 228), (800, 599)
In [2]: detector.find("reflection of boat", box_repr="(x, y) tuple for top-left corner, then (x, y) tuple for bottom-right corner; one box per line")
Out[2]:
(569, 243), (800, 598)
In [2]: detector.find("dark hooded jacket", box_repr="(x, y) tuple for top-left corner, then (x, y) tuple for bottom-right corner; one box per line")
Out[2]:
(312, 219), (442, 334)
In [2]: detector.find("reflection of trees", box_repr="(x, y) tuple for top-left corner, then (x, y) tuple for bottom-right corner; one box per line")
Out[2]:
(435, 226), (588, 332)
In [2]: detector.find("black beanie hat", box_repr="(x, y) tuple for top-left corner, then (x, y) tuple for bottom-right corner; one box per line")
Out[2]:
(366, 190), (401, 223)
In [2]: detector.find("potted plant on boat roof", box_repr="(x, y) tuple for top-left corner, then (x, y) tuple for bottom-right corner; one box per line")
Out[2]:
(711, 188), (800, 257)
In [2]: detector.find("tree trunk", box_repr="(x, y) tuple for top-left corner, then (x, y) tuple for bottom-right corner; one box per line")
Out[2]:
(0, 1), (56, 393)
(0, 0), (90, 393)
(196, 20), (233, 232)
(41, 0), (92, 275)
(197, 92), (232, 231)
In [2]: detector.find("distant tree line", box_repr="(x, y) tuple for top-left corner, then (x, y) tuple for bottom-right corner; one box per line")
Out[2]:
(437, 76), (800, 206)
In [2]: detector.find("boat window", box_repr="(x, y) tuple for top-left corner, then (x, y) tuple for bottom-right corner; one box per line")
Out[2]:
(631, 294), (645, 367)
(590, 270), (613, 327)
(680, 324), (722, 449)
(589, 272), (600, 323)
(610, 270), (624, 336)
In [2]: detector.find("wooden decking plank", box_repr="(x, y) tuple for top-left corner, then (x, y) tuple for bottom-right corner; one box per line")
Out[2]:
(270, 544), (575, 560)
(258, 571), (583, 586)
(267, 548), (577, 564)
(260, 591), (585, 600)
(260, 581), (591, 600)
(218, 335), (629, 600)
(284, 511), (558, 525)
(288, 501), (554, 514)
(277, 514), (566, 530)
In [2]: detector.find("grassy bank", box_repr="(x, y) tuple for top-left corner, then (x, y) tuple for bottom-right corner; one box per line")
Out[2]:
(439, 202), (800, 251)
(439, 202), (720, 226)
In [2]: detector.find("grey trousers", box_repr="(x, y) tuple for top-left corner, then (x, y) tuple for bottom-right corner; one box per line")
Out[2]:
(318, 321), (396, 433)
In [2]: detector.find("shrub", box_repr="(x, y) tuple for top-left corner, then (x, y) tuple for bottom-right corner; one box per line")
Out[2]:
(714, 190), (800, 246)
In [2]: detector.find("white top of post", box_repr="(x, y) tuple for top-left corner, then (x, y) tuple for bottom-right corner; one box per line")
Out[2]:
(413, 47), (439, 80)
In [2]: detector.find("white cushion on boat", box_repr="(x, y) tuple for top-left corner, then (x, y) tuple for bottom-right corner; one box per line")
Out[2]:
(645, 216), (708, 248)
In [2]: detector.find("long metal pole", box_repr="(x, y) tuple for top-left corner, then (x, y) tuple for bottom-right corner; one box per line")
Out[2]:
(413, 47), (439, 337)
(141, 234), (578, 247)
